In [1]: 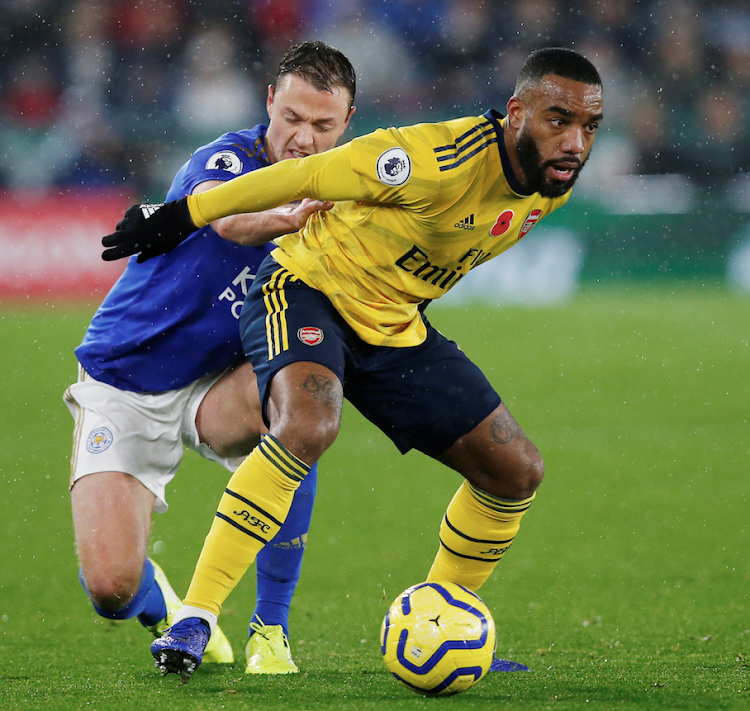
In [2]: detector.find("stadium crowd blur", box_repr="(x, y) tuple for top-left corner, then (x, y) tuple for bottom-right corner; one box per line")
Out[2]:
(1, 0), (748, 199)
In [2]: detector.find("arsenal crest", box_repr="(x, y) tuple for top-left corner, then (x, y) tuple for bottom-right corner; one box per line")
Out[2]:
(518, 209), (542, 239)
(298, 327), (324, 346)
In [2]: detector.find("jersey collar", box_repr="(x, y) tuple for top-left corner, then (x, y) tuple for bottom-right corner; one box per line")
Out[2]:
(483, 108), (532, 196)
(256, 124), (271, 166)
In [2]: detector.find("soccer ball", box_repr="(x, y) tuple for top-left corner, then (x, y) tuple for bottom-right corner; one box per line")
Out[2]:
(380, 581), (496, 696)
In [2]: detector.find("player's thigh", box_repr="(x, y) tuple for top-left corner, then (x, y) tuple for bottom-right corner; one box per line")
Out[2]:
(71, 470), (155, 596)
(436, 402), (544, 500)
(194, 359), (266, 460)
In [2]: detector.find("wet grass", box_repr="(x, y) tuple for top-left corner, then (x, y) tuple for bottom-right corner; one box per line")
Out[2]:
(1, 281), (749, 710)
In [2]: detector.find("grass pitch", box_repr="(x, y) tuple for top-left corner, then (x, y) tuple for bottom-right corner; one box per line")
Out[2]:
(1, 282), (749, 710)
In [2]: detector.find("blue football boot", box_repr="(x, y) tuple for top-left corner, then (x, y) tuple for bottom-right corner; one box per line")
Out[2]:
(490, 657), (530, 672)
(151, 617), (211, 683)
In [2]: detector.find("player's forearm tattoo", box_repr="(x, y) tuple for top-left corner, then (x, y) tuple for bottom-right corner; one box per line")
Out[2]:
(301, 373), (342, 414)
(489, 410), (524, 445)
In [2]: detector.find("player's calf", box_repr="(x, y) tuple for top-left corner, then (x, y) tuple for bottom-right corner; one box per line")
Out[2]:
(428, 405), (542, 590)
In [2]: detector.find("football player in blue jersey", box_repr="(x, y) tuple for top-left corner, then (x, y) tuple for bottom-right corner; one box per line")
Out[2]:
(64, 40), (355, 674)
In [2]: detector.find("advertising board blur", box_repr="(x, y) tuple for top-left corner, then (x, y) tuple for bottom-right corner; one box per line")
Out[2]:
(0, 191), (129, 301)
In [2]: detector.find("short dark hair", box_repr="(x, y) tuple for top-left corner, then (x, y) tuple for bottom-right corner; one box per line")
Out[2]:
(274, 41), (356, 106)
(515, 47), (602, 97)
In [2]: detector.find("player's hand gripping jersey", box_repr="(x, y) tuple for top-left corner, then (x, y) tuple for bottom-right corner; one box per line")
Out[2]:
(105, 112), (570, 349)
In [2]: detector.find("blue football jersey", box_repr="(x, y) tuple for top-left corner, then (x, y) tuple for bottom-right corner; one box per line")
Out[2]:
(76, 125), (275, 392)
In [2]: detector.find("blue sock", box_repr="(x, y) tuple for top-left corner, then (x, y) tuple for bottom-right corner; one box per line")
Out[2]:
(79, 558), (167, 627)
(250, 464), (317, 638)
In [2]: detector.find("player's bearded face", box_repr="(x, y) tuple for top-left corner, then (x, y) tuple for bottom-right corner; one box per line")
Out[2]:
(516, 126), (588, 198)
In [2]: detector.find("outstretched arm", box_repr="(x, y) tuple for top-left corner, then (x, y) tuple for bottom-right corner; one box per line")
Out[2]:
(186, 144), (356, 227)
(102, 145), (357, 262)
(194, 180), (333, 247)
(102, 126), (438, 262)
(211, 200), (333, 246)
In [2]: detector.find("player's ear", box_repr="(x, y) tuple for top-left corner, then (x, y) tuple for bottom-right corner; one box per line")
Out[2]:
(334, 105), (355, 143)
(266, 84), (275, 118)
(343, 105), (356, 129)
(506, 96), (524, 130)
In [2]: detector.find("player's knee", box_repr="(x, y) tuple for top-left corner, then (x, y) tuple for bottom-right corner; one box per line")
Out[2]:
(482, 441), (544, 500)
(83, 570), (140, 613)
(511, 446), (544, 497)
(273, 412), (339, 464)
(299, 415), (339, 459)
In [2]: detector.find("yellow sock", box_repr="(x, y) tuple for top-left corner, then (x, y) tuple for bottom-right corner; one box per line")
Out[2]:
(184, 434), (310, 615)
(427, 481), (534, 591)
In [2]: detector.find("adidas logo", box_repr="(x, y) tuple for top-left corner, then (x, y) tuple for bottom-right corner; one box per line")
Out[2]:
(273, 533), (308, 550)
(140, 203), (165, 219)
(454, 214), (475, 230)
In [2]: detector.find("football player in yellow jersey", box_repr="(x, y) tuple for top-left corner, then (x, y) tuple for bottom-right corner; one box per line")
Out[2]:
(103, 47), (603, 681)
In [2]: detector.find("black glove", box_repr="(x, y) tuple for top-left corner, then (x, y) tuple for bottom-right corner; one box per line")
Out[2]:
(101, 197), (197, 262)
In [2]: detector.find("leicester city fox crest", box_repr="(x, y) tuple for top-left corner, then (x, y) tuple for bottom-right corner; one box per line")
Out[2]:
(86, 427), (113, 454)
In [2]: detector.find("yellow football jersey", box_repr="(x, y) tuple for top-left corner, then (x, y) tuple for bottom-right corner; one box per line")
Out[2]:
(189, 110), (571, 347)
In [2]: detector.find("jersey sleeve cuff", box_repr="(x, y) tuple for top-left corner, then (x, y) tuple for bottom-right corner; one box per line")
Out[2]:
(186, 193), (210, 228)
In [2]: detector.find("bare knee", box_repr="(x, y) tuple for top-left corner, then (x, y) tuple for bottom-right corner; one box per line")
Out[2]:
(502, 442), (544, 498)
(272, 408), (340, 463)
(267, 365), (343, 464)
(478, 406), (544, 499)
(81, 565), (142, 612)
(439, 404), (545, 500)
(465, 438), (543, 499)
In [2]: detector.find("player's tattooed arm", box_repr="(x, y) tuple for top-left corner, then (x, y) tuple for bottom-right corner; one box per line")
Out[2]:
(301, 373), (342, 416)
(489, 408), (525, 445)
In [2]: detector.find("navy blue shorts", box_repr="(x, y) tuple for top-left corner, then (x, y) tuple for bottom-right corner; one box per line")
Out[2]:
(240, 257), (501, 457)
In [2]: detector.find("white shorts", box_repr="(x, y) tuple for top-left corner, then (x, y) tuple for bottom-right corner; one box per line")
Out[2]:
(64, 364), (246, 513)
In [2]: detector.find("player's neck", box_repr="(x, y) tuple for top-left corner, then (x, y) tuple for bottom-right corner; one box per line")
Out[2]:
(502, 124), (530, 193)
